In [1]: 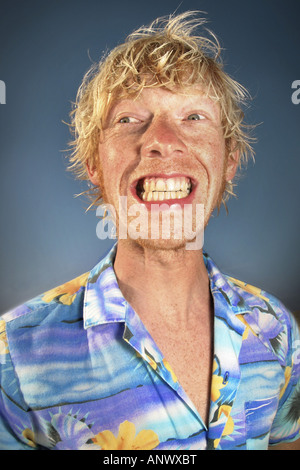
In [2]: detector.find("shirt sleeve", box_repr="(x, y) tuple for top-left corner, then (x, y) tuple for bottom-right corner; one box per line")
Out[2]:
(0, 319), (38, 450)
(269, 311), (300, 446)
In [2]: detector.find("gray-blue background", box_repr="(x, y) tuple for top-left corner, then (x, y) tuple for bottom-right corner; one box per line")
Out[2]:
(0, 0), (299, 317)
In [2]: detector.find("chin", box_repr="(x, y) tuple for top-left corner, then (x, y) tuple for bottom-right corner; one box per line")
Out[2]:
(129, 234), (200, 252)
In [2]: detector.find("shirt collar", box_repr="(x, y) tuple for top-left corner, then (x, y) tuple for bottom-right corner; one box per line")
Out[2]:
(83, 242), (286, 353)
(203, 252), (287, 366)
(83, 243), (252, 331)
(83, 243), (125, 329)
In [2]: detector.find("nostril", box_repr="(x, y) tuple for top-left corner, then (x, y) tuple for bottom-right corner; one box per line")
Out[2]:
(149, 149), (162, 157)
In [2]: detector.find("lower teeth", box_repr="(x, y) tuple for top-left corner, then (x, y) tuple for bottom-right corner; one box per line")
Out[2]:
(141, 190), (190, 201)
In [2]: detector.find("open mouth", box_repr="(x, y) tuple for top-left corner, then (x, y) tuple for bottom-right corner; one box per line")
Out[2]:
(135, 176), (193, 202)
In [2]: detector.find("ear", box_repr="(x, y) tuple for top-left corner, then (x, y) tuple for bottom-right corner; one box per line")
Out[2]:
(225, 148), (239, 182)
(86, 161), (100, 186)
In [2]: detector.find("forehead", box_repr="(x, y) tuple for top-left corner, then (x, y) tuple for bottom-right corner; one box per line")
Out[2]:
(107, 83), (221, 119)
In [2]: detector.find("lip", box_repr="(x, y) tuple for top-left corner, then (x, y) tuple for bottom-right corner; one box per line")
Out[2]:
(130, 173), (198, 211)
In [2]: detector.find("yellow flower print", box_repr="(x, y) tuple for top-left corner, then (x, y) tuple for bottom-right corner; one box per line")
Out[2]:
(236, 314), (257, 340)
(22, 428), (37, 448)
(145, 353), (158, 371)
(213, 405), (234, 448)
(92, 420), (159, 450)
(228, 277), (269, 302)
(135, 350), (158, 372)
(0, 320), (9, 355)
(42, 272), (89, 305)
(211, 360), (226, 402)
(163, 359), (178, 383)
(218, 405), (234, 436)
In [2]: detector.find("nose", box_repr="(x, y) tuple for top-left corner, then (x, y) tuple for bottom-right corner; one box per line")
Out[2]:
(140, 118), (187, 159)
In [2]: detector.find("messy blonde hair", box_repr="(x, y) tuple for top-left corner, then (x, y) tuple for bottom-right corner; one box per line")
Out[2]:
(68, 11), (255, 210)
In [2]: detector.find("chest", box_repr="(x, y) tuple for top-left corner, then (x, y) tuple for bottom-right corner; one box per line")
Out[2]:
(147, 321), (213, 426)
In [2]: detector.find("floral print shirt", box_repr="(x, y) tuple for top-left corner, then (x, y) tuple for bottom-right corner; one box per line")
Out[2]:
(0, 243), (299, 450)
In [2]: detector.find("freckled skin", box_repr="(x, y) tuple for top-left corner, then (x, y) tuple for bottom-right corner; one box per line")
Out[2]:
(89, 85), (237, 249)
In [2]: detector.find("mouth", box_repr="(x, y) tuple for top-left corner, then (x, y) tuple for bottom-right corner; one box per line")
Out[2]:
(134, 175), (194, 202)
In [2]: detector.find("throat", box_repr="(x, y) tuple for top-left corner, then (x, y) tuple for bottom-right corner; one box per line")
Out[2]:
(114, 241), (211, 325)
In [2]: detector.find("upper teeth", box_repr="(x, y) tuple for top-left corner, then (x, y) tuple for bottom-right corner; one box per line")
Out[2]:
(140, 176), (192, 201)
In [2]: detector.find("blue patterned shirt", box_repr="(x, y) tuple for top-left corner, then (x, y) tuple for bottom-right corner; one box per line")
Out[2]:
(0, 243), (299, 450)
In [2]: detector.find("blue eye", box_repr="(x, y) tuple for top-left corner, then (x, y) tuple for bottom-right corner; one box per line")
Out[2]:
(187, 113), (205, 121)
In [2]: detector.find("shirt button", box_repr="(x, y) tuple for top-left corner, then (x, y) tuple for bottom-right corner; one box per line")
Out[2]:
(222, 371), (230, 384)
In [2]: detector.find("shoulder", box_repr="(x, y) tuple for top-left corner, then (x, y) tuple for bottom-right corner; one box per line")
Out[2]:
(226, 275), (299, 361)
(227, 275), (296, 323)
(1, 270), (90, 332)
(204, 252), (297, 332)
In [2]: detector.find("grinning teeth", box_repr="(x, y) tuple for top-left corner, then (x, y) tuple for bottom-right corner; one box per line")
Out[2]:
(156, 179), (165, 191)
(142, 190), (190, 201)
(143, 176), (191, 192)
(149, 179), (156, 192)
(139, 176), (192, 201)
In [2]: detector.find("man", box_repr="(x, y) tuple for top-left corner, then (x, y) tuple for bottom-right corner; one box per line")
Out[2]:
(0, 12), (299, 450)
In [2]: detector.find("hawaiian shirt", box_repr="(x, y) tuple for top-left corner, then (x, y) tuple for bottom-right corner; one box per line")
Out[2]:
(0, 243), (299, 450)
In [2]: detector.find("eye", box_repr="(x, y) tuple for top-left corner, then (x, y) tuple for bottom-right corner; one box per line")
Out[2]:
(187, 113), (205, 121)
(118, 116), (140, 124)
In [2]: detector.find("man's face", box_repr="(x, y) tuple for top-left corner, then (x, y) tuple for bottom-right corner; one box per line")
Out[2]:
(88, 84), (238, 250)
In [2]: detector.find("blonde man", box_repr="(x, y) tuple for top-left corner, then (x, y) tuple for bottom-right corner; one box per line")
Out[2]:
(0, 12), (299, 451)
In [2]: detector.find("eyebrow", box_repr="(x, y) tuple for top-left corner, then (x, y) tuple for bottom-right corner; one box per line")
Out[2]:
(106, 99), (139, 120)
(106, 91), (221, 124)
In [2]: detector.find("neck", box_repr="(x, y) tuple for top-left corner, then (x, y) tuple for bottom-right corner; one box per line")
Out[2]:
(114, 239), (212, 326)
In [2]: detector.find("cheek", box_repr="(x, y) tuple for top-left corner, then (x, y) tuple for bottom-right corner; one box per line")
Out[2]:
(98, 138), (123, 178)
(194, 138), (227, 213)
(98, 142), (132, 203)
(209, 134), (227, 170)
(97, 143), (116, 203)
(194, 137), (226, 182)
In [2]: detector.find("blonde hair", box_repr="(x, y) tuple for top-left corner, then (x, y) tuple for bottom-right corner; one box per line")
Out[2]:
(67, 11), (255, 210)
